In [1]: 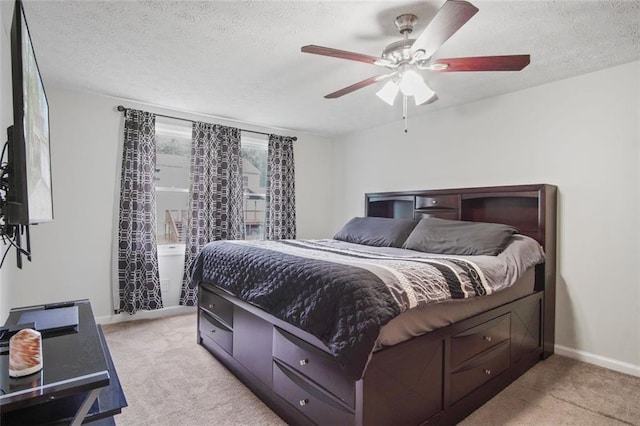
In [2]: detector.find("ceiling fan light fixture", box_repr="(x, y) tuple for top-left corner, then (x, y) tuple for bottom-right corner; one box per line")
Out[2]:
(413, 78), (436, 105)
(376, 80), (399, 106)
(301, 0), (531, 132)
(398, 68), (425, 96)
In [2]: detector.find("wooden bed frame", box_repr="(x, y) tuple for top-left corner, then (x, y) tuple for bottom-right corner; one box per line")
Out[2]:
(196, 184), (557, 425)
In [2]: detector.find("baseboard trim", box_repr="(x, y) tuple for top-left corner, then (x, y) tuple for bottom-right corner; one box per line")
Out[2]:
(96, 305), (195, 325)
(555, 344), (640, 378)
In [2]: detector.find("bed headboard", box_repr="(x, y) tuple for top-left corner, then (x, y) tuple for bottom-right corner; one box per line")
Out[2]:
(365, 184), (555, 250)
(365, 184), (558, 357)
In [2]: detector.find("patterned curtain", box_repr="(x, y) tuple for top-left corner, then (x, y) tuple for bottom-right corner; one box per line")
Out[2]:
(117, 109), (163, 314)
(180, 122), (244, 306)
(265, 134), (296, 240)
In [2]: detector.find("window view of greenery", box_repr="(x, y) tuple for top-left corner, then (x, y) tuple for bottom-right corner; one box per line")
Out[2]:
(155, 120), (191, 245)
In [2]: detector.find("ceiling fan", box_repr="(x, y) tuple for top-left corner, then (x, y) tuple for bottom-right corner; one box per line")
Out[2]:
(301, 0), (530, 114)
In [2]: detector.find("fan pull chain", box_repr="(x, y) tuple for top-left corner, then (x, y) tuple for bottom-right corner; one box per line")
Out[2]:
(403, 20), (409, 133)
(403, 95), (408, 133)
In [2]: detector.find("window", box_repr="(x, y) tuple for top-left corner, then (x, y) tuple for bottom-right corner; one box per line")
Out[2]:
(155, 118), (191, 246)
(154, 121), (268, 243)
(241, 134), (268, 240)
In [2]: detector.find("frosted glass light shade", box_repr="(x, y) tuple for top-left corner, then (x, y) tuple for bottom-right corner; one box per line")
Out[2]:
(414, 81), (436, 105)
(399, 69), (424, 96)
(376, 81), (400, 106)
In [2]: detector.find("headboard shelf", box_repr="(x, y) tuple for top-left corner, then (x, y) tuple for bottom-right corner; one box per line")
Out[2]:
(367, 198), (414, 219)
(461, 196), (541, 243)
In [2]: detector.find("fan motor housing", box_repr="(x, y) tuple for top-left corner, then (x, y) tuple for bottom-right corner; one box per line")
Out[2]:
(381, 39), (416, 62)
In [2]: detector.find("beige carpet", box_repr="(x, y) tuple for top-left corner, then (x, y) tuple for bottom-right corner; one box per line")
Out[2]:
(102, 312), (640, 426)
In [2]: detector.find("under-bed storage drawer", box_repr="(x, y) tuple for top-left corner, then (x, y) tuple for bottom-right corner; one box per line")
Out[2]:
(449, 341), (509, 403)
(450, 314), (510, 367)
(273, 327), (355, 407)
(199, 310), (233, 355)
(273, 360), (354, 426)
(200, 287), (234, 327)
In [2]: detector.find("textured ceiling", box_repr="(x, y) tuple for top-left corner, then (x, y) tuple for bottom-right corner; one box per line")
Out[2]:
(22, 0), (640, 136)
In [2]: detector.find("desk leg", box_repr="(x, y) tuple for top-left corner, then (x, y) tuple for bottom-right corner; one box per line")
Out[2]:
(70, 387), (104, 426)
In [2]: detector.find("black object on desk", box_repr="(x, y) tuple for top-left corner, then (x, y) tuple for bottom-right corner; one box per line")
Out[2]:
(17, 305), (79, 333)
(0, 299), (127, 425)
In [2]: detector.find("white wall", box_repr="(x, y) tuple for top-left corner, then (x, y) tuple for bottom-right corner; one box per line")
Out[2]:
(332, 61), (640, 375)
(4, 89), (122, 320)
(4, 87), (334, 320)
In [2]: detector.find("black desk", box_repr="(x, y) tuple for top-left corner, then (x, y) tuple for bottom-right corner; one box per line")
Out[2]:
(0, 300), (127, 425)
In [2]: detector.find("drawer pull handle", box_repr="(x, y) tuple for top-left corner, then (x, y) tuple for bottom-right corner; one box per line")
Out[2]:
(299, 359), (309, 366)
(432, 200), (438, 204)
(299, 398), (309, 407)
(484, 336), (492, 342)
(208, 304), (215, 310)
(484, 369), (492, 375)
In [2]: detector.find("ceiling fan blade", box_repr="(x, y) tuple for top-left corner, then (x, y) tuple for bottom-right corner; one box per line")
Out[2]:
(411, 0), (479, 59)
(432, 55), (531, 72)
(301, 45), (391, 66)
(325, 74), (392, 99)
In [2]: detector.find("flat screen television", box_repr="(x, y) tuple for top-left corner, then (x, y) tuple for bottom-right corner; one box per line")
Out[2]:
(7, 0), (53, 226)
(1, 0), (53, 268)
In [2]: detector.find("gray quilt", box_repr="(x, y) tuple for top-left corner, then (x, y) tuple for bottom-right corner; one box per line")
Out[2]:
(190, 238), (543, 379)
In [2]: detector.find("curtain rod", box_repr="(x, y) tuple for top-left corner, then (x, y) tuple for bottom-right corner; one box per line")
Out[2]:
(116, 105), (297, 141)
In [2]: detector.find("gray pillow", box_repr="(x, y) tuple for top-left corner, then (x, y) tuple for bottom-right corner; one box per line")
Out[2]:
(402, 217), (519, 256)
(334, 217), (418, 248)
